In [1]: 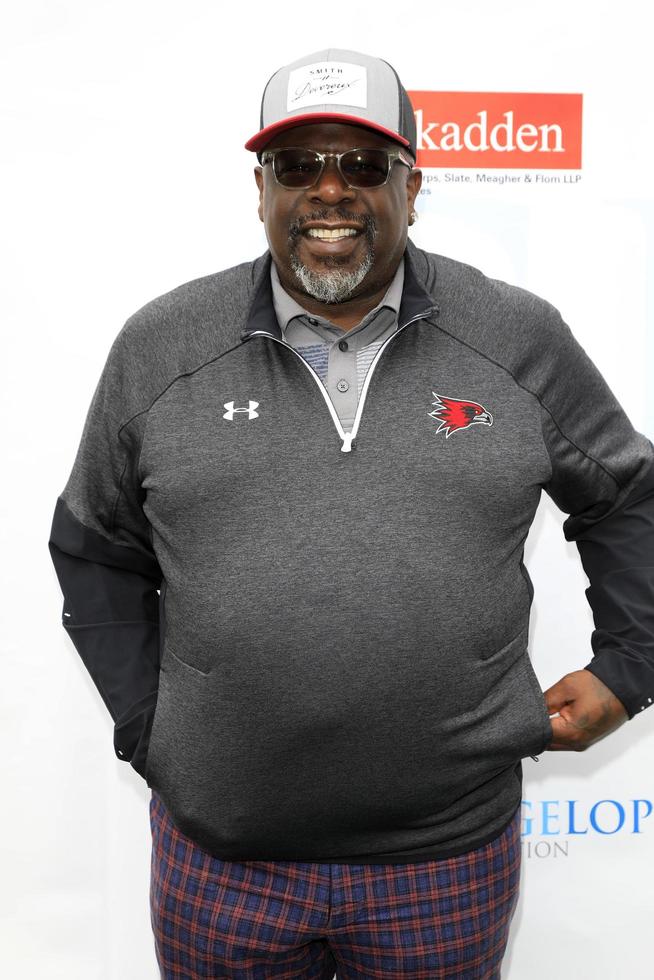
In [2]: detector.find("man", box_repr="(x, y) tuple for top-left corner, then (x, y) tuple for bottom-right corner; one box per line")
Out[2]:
(49, 49), (654, 978)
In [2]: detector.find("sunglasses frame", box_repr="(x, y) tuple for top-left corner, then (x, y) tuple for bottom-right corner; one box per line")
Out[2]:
(260, 146), (415, 189)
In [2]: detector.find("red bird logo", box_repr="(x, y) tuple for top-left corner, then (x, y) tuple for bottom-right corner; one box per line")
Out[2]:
(428, 392), (493, 438)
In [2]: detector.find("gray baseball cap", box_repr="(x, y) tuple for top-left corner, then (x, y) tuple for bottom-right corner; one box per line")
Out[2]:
(245, 49), (417, 159)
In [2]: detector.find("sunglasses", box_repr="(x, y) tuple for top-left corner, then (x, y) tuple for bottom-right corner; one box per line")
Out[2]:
(260, 147), (414, 189)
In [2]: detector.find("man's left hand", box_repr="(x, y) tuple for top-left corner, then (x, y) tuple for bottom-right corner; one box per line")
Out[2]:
(543, 670), (629, 751)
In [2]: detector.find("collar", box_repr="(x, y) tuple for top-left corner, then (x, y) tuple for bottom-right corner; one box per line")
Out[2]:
(270, 258), (405, 337)
(241, 239), (439, 343)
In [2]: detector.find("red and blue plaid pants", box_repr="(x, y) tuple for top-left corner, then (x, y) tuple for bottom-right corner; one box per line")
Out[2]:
(149, 790), (521, 979)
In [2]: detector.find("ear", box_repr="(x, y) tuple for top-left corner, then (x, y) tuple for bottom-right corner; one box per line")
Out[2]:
(406, 167), (422, 220)
(254, 166), (264, 223)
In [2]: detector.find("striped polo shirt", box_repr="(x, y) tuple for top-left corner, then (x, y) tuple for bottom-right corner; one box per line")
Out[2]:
(270, 258), (405, 431)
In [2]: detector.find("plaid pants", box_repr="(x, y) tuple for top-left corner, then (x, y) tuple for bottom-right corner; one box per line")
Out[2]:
(149, 791), (521, 979)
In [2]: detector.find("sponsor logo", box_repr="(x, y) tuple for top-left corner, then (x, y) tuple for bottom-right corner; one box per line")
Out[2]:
(408, 92), (582, 169)
(521, 798), (653, 858)
(223, 400), (259, 421)
(428, 393), (493, 437)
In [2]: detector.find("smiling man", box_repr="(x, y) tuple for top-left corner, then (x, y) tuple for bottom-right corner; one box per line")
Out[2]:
(254, 122), (421, 321)
(49, 49), (654, 979)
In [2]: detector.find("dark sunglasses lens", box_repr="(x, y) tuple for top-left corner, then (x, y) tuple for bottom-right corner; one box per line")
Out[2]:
(340, 149), (390, 187)
(273, 149), (322, 187)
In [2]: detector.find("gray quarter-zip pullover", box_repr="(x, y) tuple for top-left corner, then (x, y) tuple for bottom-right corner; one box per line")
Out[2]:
(48, 239), (654, 863)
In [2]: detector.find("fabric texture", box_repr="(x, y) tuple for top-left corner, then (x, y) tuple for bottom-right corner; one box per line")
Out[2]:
(149, 789), (521, 979)
(48, 238), (654, 863)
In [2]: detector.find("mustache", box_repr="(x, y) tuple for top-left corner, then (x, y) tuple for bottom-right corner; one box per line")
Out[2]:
(288, 209), (377, 241)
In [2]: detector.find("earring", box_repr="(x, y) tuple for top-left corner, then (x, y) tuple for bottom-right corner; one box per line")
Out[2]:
(409, 209), (418, 225)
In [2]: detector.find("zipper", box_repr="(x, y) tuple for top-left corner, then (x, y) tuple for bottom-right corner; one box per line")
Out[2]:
(247, 306), (437, 453)
(532, 713), (558, 761)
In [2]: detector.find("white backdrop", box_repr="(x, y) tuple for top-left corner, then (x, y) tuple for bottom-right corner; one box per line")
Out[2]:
(2, 1), (653, 977)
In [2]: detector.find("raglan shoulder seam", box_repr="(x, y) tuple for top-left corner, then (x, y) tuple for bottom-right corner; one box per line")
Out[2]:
(110, 338), (249, 542)
(415, 244), (627, 492)
(111, 251), (267, 445)
(116, 337), (250, 442)
(430, 318), (624, 490)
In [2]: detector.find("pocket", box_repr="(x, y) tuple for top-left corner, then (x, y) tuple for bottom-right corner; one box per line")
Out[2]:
(165, 645), (212, 676)
(519, 652), (553, 756)
(437, 632), (553, 775)
(482, 631), (553, 759)
(144, 732), (154, 786)
(144, 676), (166, 786)
(143, 649), (209, 789)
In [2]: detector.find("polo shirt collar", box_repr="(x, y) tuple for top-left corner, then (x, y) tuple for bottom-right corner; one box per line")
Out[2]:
(270, 258), (405, 338)
(240, 240), (439, 343)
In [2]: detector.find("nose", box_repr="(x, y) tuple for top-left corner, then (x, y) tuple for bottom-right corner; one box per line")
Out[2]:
(307, 157), (357, 205)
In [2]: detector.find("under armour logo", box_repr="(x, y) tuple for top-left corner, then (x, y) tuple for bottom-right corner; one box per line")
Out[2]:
(223, 400), (259, 421)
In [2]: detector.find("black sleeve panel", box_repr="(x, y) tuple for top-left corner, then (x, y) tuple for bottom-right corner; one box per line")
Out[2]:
(49, 321), (168, 779)
(49, 495), (163, 777)
(566, 456), (654, 720)
(536, 309), (654, 719)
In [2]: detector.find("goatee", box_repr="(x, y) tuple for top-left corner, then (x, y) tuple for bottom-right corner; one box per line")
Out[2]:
(287, 210), (377, 305)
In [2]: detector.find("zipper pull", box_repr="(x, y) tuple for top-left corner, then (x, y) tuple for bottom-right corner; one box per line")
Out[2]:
(341, 432), (355, 453)
(530, 755), (540, 762)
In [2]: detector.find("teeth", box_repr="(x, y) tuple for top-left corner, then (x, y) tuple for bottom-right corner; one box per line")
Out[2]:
(306, 227), (358, 240)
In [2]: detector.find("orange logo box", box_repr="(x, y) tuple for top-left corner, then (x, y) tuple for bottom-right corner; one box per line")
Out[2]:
(408, 92), (583, 169)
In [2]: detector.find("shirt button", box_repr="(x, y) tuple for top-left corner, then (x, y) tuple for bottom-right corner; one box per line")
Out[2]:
(337, 379), (349, 392)
(338, 340), (348, 351)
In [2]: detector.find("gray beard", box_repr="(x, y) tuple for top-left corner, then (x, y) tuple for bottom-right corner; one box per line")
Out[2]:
(286, 210), (377, 305)
(289, 249), (374, 304)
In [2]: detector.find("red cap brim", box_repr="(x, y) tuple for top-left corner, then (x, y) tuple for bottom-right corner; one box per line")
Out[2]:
(244, 112), (412, 153)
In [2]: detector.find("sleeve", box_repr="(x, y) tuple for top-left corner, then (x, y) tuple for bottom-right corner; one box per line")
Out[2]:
(537, 309), (654, 720)
(48, 327), (163, 778)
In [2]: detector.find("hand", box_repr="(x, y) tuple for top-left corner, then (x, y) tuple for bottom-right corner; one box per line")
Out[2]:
(543, 669), (629, 751)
